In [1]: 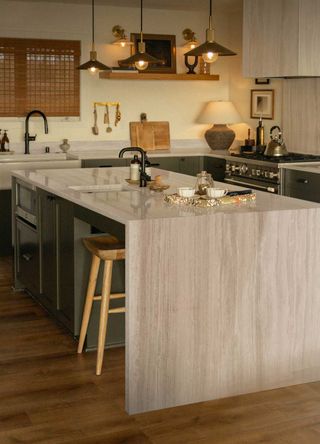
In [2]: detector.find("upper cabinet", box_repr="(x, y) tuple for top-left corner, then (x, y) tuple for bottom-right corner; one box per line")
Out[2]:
(243, 0), (320, 78)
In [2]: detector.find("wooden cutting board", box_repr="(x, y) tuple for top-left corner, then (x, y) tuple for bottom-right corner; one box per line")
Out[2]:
(129, 121), (170, 151)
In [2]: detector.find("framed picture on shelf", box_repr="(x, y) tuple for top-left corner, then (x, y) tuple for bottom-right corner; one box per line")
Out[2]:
(130, 33), (176, 73)
(250, 89), (274, 119)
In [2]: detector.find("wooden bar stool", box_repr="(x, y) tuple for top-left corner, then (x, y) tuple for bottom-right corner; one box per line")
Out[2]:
(77, 235), (125, 375)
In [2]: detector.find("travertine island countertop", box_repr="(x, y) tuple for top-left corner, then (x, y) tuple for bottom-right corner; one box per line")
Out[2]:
(11, 167), (319, 224)
(11, 167), (320, 416)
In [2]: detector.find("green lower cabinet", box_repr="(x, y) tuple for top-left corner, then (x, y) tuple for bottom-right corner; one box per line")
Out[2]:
(203, 156), (226, 182)
(39, 190), (74, 330)
(178, 157), (202, 176)
(149, 157), (180, 173)
(82, 159), (128, 168)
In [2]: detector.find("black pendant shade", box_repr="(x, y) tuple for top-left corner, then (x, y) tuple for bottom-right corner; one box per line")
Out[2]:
(119, 50), (163, 67)
(78, 0), (110, 71)
(185, 40), (236, 57)
(185, 0), (236, 59)
(118, 0), (163, 69)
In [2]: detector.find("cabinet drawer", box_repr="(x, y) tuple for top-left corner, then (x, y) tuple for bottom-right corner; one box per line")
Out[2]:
(283, 169), (320, 202)
(204, 157), (226, 182)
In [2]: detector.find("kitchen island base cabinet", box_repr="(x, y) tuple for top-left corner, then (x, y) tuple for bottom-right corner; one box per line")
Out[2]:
(126, 209), (320, 414)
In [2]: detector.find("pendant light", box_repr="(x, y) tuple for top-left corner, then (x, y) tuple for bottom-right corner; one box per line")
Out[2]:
(118, 0), (163, 71)
(185, 0), (236, 63)
(111, 25), (133, 48)
(78, 0), (110, 73)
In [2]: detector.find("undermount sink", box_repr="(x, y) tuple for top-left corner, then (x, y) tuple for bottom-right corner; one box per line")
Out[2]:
(68, 184), (134, 193)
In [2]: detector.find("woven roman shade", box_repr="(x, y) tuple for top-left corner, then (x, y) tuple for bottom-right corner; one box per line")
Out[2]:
(0, 37), (80, 117)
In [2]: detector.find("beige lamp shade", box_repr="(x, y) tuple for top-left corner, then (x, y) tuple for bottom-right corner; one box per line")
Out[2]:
(198, 101), (242, 150)
(198, 101), (242, 124)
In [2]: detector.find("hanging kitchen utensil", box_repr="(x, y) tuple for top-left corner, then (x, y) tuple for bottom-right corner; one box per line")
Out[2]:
(264, 125), (289, 157)
(105, 104), (112, 133)
(92, 104), (99, 135)
(115, 103), (121, 126)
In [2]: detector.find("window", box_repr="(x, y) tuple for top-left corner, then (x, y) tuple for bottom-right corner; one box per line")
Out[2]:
(0, 38), (81, 117)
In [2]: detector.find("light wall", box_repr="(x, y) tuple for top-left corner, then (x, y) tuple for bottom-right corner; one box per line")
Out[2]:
(2, 0), (238, 147)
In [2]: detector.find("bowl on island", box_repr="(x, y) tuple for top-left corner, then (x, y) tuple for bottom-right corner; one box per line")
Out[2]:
(177, 187), (196, 198)
(206, 188), (228, 198)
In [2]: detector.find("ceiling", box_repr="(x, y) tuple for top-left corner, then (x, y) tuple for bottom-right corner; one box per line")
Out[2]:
(16, 0), (242, 11)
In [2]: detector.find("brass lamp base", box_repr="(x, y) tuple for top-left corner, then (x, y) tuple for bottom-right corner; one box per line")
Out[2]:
(205, 124), (235, 150)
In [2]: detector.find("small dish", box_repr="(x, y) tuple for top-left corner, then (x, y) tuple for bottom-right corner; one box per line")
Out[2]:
(126, 178), (155, 186)
(206, 188), (228, 198)
(149, 184), (170, 192)
(177, 187), (195, 198)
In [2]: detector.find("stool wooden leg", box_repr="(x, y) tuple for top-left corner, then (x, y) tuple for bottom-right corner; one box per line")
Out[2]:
(96, 259), (113, 376)
(77, 254), (100, 354)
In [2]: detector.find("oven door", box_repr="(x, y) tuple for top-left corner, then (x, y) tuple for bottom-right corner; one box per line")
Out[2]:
(225, 176), (279, 194)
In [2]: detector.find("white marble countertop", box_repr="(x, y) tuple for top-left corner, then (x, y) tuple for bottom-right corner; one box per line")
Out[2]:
(66, 148), (225, 160)
(11, 167), (320, 225)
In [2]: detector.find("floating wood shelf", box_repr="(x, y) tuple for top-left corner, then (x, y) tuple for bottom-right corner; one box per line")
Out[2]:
(99, 72), (219, 81)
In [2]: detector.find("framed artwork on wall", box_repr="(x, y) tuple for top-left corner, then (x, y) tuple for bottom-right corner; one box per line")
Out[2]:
(250, 89), (274, 119)
(130, 33), (176, 73)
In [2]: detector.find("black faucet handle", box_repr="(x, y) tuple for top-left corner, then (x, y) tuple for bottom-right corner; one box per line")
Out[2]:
(29, 134), (37, 141)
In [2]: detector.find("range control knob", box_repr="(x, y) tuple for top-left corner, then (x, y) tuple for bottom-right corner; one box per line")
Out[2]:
(256, 169), (261, 176)
(240, 164), (248, 174)
(270, 172), (279, 179)
(234, 165), (240, 172)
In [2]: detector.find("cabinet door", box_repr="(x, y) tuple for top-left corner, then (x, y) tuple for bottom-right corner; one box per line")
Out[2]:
(16, 218), (40, 295)
(243, 0), (299, 78)
(283, 169), (320, 203)
(56, 198), (74, 327)
(204, 157), (226, 182)
(148, 157), (180, 173)
(178, 157), (201, 176)
(82, 159), (128, 168)
(40, 192), (58, 311)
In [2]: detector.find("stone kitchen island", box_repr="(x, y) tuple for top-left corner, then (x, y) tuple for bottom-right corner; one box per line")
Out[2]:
(11, 167), (320, 415)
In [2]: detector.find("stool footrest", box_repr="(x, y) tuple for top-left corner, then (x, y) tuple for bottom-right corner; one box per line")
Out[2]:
(93, 293), (125, 301)
(108, 307), (126, 314)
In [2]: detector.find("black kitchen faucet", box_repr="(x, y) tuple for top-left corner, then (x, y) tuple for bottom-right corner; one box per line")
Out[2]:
(24, 110), (49, 154)
(119, 147), (151, 187)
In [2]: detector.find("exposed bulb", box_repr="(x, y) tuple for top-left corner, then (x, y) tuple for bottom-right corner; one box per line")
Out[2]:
(120, 41), (126, 48)
(202, 52), (219, 63)
(135, 60), (148, 71)
(190, 43), (196, 49)
(89, 66), (98, 74)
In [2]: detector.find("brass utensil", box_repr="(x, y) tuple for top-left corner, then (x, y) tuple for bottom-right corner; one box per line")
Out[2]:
(105, 104), (112, 133)
(92, 104), (99, 135)
(115, 103), (121, 126)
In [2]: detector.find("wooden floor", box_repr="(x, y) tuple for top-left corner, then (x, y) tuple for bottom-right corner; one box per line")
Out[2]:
(1, 257), (320, 443)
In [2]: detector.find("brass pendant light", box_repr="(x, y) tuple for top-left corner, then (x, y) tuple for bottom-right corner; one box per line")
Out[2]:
(78, 0), (110, 73)
(118, 0), (163, 71)
(185, 0), (236, 63)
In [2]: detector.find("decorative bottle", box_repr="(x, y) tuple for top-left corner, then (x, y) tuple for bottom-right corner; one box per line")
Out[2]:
(130, 155), (141, 181)
(256, 117), (264, 147)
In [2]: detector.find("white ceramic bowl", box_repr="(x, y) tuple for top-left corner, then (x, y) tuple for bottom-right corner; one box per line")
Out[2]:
(206, 187), (228, 198)
(178, 187), (195, 198)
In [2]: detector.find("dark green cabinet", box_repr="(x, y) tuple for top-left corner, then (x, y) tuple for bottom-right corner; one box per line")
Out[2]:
(282, 169), (320, 203)
(203, 157), (226, 182)
(149, 156), (202, 176)
(0, 190), (12, 256)
(82, 158), (128, 168)
(39, 190), (74, 329)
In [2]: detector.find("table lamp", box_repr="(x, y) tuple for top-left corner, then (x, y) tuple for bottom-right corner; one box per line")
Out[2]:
(198, 101), (242, 150)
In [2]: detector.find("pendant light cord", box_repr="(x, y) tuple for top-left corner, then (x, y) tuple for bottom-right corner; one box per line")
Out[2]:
(92, 0), (95, 47)
(209, 0), (212, 29)
(140, 0), (143, 41)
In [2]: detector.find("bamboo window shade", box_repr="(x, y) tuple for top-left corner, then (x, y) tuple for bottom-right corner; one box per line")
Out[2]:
(0, 38), (81, 117)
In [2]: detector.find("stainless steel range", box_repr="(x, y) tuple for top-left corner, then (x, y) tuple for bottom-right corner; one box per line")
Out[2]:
(224, 152), (320, 194)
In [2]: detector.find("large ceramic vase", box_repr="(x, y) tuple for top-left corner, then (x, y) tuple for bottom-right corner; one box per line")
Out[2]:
(205, 124), (235, 150)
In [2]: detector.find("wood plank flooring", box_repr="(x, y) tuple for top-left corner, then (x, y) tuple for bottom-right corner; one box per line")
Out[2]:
(1, 256), (320, 443)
